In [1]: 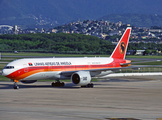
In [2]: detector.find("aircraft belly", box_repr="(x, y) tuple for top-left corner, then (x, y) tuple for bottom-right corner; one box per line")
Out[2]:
(22, 71), (60, 80)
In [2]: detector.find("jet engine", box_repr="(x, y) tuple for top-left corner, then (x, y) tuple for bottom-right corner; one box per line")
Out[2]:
(71, 71), (91, 86)
(21, 80), (37, 84)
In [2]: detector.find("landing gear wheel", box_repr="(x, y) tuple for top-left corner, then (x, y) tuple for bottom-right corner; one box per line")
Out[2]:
(13, 80), (19, 89)
(51, 82), (55, 87)
(13, 83), (19, 89)
(51, 82), (65, 87)
(90, 83), (94, 88)
(87, 83), (94, 88)
(81, 83), (94, 88)
(13, 85), (19, 89)
(60, 82), (65, 87)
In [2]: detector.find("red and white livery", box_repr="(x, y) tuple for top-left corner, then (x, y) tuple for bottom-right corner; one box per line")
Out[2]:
(2, 27), (132, 89)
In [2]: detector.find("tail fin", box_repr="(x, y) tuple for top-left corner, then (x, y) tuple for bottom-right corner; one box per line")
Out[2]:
(110, 27), (131, 59)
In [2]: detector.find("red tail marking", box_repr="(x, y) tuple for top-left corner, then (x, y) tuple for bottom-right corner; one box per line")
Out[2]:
(110, 27), (131, 59)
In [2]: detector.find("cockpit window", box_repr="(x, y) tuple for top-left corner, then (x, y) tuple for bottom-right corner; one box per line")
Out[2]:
(4, 66), (14, 69)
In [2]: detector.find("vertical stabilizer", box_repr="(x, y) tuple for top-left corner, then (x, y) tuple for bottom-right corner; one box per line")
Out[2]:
(110, 27), (131, 59)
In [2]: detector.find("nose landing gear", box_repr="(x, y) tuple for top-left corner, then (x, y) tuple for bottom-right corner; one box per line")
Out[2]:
(13, 80), (19, 89)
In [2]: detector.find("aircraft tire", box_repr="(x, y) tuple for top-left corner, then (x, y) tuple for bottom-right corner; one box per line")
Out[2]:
(61, 82), (65, 87)
(51, 82), (65, 87)
(51, 82), (55, 87)
(90, 83), (94, 88)
(81, 83), (94, 88)
(13, 85), (19, 89)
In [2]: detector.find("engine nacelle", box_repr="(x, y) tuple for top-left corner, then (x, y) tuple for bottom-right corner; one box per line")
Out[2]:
(71, 71), (91, 86)
(21, 80), (37, 84)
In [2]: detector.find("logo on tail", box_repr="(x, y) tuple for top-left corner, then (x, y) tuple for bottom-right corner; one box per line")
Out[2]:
(110, 27), (132, 59)
(119, 42), (126, 54)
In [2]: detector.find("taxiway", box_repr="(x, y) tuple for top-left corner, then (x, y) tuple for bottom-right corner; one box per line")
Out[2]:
(0, 76), (162, 120)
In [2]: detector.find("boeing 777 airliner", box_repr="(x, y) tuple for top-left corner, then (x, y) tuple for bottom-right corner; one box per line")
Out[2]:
(2, 27), (132, 89)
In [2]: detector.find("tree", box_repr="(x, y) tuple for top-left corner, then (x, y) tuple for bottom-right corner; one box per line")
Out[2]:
(143, 49), (150, 55)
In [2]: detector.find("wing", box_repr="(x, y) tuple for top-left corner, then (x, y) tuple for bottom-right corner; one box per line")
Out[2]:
(60, 63), (162, 77)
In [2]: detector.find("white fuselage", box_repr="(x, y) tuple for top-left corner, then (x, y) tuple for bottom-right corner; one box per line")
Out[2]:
(2, 57), (120, 81)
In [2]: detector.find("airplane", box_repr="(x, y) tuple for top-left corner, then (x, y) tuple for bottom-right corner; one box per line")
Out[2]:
(2, 27), (132, 89)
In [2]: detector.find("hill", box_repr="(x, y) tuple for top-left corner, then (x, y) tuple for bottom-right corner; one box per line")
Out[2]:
(1, 0), (162, 27)
(98, 13), (162, 27)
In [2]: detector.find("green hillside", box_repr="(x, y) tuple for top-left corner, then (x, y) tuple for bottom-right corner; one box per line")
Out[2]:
(0, 33), (113, 54)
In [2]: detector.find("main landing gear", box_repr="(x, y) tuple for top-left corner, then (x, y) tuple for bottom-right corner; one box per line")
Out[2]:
(81, 83), (94, 88)
(13, 80), (19, 89)
(51, 81), (65, 87)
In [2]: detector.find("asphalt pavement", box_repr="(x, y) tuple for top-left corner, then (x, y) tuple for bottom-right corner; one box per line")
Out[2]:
(0, 76), (162, 120)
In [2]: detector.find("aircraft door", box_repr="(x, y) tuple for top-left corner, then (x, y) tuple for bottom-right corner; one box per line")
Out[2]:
(23, 64), (28, 72)
(88, 62), (91, 70)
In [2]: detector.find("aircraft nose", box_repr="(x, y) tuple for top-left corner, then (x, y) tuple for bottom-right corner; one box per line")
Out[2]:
(2, 69), (8, 76)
